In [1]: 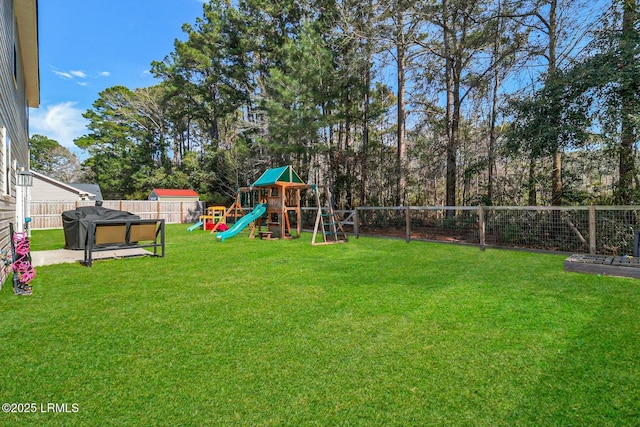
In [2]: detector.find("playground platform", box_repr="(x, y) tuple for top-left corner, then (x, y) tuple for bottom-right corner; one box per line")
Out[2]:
(564, 254), (640, 279)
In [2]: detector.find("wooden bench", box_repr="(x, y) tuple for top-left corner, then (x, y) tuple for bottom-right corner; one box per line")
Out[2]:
(258, 231), (273, 240)
(82, 219), (165, 267)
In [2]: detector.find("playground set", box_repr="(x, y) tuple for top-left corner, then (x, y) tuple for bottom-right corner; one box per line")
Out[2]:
(188, 206), (227, 232)
(188, 165), (347, 245)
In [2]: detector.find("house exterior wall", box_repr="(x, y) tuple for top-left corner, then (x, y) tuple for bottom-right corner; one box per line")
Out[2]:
(153, 196), (200, 203)
(31, 177), (88, 202)
(0, 0), (38, 287)
(149, 190), (200, 203)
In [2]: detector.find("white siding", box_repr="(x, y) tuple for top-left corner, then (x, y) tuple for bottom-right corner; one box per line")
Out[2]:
(31, 177), (84, 202)
(0, 0), (36, 287)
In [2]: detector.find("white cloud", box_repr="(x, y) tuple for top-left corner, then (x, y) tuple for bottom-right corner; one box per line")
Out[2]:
(99, 71), (110, 77)
(51, 67), (89, 81)
(52, 70), (73, 79)
(29, 102), (88, 149)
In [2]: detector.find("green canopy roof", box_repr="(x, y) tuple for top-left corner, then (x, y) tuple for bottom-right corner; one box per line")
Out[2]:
(252, 165), (305, 187)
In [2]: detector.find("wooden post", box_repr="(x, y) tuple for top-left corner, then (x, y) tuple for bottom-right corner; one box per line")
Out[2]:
(405, 206), (411, 243)
(478, 205), (486, 251)
(589, 205), (596, 255)
(296, 188), (301, 236)
(119, 200), (123, 211)
(180, 201), (184, 224)
(354, 207), (359, 239)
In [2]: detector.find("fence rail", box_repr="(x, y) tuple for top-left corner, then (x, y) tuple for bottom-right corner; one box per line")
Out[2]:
(29, 200), (203, 230)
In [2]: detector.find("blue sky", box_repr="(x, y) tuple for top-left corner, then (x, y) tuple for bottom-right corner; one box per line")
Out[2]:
(30, 0), (206, 152)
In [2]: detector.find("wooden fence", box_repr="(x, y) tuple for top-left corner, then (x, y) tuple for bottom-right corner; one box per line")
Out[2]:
(29, 200), (203, 230)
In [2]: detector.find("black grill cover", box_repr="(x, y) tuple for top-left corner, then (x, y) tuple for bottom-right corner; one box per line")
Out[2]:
(62, 206), (140, 249)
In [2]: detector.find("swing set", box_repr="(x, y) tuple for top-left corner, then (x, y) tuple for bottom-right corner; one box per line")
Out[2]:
(208, 165), (347, 244)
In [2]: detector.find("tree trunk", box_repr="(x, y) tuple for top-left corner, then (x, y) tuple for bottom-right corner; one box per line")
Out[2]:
(345, 109), (353, 208)
(551, 151), (562, 205)
(396, 10), (407, 206)
(488, 73), (498, 206)
(548, 0), (562, 206)
(447, 84), (461, 209)
(209, 83), (220, 146)
(617, 0), (637, 204)
(443, 0), (457, 212)
(360, 60), (370, 207)
(487, 0), (504, 206)
(528, 156), (537, 206)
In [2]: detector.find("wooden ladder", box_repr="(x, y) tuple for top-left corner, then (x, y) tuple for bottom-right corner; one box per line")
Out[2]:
(312, 186), (348, 245)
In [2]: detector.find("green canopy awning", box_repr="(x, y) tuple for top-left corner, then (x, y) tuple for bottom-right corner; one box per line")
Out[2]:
(252, 165), (305, 187)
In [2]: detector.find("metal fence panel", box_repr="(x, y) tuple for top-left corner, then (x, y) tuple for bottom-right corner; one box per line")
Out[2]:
(485, 207), (590, 253)
(350, 205), (640, 256)
(594, 208), (639, 255)
(409, 207), (479, 244)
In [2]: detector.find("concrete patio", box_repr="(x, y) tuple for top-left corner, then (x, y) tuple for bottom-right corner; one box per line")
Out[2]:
(30, 248), (153, 267)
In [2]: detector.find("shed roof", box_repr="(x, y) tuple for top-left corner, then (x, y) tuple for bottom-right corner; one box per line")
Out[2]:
(252, 166), (305, 187)
(68, 183), (104, 201)
(152, 189), (199, 197)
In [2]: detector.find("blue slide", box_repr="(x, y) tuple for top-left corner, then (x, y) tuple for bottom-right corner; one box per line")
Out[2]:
(187, 221), (204, 231)
(216, 203), (267, 242)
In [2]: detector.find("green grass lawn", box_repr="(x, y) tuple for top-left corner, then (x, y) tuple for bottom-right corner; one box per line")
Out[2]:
(1, 225), (639, 426)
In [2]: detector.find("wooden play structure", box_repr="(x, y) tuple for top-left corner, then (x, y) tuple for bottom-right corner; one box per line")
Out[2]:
(200, 206), (226, 231)
(250, 165), (310, 239)
(210, 165), (347, 244)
